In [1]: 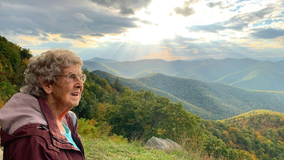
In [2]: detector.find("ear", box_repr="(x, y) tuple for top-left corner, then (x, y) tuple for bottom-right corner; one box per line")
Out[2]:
(38, 78), (53, 94)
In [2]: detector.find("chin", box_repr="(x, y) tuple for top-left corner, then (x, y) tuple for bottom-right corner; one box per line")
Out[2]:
(72, 102), (80, 107)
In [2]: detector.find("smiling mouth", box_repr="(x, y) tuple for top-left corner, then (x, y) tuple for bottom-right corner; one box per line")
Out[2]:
(71, 93), (79, 96)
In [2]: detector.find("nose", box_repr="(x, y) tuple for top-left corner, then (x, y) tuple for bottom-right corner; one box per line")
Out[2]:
(75, 79), (84, 90)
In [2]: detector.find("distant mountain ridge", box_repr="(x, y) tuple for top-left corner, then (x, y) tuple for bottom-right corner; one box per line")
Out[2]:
(84, 58), (284, 91)
(94, 70), (284, 120)
(85, 57), (117, 63)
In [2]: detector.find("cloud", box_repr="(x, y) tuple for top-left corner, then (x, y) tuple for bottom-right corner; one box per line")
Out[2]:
(0, 0), (139, 39)
(251, 28), (284, 39)
(226, 3), (276, 29)
(90, 0), (153, 16)
(188, 3), (279, 33)
(174, 7), (195, 17)
(90, 33), (104, 37)
(74, 13), (93, 22)
(174, 0), (200, 17)
(159, 35), (257, 60)
(207, 1), (223, 8)
(61, 34), (83, 39)
(188, 24), (225, 33)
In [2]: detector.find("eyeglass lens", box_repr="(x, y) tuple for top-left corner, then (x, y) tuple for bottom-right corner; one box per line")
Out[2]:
(69, 73), (86, 82)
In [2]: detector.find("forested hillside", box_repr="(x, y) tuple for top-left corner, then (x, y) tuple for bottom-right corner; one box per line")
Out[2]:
(2, 35), (284, 159)
(93, 70), (284, 120)
(83, 58), (284, 91)
(203, 110), (284, 159)
(0, 35), (32, 106)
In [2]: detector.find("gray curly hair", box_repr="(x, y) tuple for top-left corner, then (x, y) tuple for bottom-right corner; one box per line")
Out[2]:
(20, 49), (83, 98)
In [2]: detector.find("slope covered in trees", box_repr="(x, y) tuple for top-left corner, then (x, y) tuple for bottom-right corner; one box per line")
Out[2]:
(203, 110), (284, 159)
(0, 35), (32, 106)
(93, 70), (284, 120)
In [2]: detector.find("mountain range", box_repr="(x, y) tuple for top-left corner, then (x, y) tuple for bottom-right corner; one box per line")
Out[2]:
(93, 70), (284, 120)
(83, 58), (284, 91)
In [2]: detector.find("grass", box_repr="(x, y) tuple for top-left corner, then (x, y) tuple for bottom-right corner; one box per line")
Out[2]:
(82, 136), (205, 160)
(0, 135), (206, 160)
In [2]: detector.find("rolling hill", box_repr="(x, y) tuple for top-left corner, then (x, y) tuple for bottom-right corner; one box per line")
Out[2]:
(84, 58), (284, 91)
(94, 70), (284, 120)
(222, 109), (284, 131)
(202, 109), (284, 159)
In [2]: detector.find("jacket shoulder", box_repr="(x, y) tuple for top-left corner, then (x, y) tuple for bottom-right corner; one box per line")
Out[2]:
(67, 111), (78, 128)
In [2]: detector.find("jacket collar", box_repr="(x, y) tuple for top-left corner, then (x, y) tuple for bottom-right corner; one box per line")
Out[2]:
(37, 97), (69, 143)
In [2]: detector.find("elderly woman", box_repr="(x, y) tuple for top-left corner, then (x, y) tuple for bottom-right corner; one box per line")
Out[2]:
(0, 49), (85, 160)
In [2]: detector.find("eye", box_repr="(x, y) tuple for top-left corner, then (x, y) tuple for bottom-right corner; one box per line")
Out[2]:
(81, 74), (86, 81)
(69, 73), (78, 80)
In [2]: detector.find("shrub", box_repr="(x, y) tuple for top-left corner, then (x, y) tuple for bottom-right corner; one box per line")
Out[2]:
(78, 118), (112, 138)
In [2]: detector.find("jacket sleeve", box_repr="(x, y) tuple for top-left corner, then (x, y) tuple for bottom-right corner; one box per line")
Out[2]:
(7, 136), (54, 160)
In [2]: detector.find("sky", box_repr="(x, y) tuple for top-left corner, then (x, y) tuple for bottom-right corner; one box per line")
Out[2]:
(0, 0), (284, 61)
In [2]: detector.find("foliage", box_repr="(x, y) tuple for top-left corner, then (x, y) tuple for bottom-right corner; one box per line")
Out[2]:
(0, 35), (32, 103)
(202, 110), (284, 159)
(106, 89), (202, 143)
(78, 118), (112, 139)
(78, 118), (98, 138)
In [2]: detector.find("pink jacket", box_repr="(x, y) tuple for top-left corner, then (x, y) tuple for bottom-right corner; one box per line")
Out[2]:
(0, 93), (85, 160)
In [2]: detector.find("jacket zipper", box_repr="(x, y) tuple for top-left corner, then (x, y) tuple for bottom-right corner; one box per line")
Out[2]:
(52, 135), (71, 144)
(37, 124), (49, 131)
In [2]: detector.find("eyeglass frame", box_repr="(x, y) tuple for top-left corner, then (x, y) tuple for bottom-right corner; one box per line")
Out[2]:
(56, 73), (87, 83)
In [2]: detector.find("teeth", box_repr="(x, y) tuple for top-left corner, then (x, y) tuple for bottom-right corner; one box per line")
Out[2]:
(72, 93), (79, 96)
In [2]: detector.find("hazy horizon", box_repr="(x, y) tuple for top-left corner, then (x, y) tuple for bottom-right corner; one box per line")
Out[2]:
(82, 55), (284, 62)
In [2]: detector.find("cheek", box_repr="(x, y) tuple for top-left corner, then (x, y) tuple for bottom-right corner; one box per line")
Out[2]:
(57, 85), (72, 97)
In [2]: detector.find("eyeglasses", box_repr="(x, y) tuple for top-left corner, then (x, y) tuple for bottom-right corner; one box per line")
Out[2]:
(56, 73), (87, 83)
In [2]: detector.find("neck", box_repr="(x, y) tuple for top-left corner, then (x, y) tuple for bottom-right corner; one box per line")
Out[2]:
(45, 98), (71, 133)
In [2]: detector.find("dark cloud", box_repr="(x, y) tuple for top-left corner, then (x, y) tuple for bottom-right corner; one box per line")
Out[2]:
(90, 0), (153, 16)
(119, 6), (135, 15)
(0, 0), (139, 39)
(251, 28), (284, 39)
(174, 0), (200, 17)
(41, 33), (49, 37)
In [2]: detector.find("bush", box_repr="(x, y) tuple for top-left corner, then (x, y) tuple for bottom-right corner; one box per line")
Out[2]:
(78, 118), (112, 138)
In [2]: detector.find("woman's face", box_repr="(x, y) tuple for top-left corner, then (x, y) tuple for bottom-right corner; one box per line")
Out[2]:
(48, 65), (84, 109)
